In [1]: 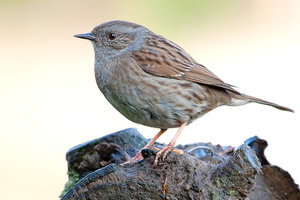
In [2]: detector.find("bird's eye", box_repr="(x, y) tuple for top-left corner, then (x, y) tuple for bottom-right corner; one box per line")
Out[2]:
(108, 33), (116, 40)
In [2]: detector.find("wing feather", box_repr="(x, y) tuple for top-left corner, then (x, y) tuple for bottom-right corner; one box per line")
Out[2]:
(131, 34), (239, 94)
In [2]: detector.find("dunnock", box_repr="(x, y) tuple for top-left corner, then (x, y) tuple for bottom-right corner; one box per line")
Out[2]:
(74, 20), (293, 166)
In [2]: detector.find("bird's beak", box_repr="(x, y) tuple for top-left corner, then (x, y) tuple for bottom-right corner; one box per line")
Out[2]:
(74, 32), (96, 41)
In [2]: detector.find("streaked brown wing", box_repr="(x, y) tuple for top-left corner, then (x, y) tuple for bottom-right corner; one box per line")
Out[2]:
(131, 34), (239, 94)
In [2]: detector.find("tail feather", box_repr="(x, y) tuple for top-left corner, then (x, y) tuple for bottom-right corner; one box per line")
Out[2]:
(241, 94), (294, 112)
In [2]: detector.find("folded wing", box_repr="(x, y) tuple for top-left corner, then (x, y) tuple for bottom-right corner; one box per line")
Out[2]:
(131, 34), (240, 94)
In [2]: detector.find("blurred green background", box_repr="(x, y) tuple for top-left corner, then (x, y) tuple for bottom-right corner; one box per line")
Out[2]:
(0, 0), (299, 199)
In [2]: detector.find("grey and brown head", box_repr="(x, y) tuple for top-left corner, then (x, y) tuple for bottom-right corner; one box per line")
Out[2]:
(74, 20), (148, 58)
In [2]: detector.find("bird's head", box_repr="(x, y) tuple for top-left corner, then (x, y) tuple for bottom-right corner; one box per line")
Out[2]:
(74, 20), (147, 58)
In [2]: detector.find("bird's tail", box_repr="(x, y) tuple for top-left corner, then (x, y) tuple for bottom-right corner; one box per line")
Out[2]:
(228, 92), (294, 112)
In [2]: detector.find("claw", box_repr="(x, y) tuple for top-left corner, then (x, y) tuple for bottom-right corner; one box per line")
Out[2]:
(122, 123), (187, 168)
(153, 145), (173, 167)
(120, 151), (143, 166)
(162, 147), (172, 160)
(153, 122), (187, 167)
(120, 129), (167, 166)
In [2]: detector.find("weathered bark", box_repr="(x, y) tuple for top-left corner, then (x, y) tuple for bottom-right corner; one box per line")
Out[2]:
(60, 129), (299, 200)
(245, 136), (300, 200)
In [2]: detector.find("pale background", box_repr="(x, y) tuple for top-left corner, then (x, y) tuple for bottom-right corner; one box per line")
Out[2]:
(0, 0), (299, 199)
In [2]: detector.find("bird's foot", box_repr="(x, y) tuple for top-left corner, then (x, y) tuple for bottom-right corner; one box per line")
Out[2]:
(153, 145), (184, 167)
(152, 146), (184, 155)
(171, 148), (184, 155)
(121, 146), (184, 167)
(120, 151), (143, 166)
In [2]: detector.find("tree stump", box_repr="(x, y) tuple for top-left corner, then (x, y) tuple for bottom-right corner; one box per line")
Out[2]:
(60, 129), (299, 200)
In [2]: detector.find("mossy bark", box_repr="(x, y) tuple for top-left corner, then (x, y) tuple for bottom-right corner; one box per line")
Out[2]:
(60, 129), (300, 200)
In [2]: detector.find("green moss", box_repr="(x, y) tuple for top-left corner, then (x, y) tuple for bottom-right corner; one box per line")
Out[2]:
(209, 191), (223, 200)
(229, 190), (236, 196)
(215, 179), (221, 188)
(59, 169), (80, 198)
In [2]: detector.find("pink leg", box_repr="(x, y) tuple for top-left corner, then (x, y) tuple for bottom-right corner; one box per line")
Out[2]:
(121, 129), (167, 165)
(153, 122), (187, 167)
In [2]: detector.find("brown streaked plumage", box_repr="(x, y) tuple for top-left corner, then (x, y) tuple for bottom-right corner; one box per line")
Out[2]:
(74, 20), (293, 167)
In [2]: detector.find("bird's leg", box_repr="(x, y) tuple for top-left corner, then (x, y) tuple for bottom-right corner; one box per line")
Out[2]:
(153, 122), (187, 167)
(121, 129), (167, 165)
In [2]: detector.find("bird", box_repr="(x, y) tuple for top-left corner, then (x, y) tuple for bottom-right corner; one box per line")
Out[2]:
(74, 20), (293, 167)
